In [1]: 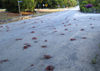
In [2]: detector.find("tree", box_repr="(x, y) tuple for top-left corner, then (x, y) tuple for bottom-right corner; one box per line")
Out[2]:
(0, 0), (38, 12)
(21, 0), (35, 12)
(36, 0), (77, 8)
(0, 0), (77, 12)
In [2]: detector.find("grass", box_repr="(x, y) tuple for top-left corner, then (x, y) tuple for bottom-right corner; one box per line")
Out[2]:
(91, 54), (99, 64)
(91, 57), (97, 64)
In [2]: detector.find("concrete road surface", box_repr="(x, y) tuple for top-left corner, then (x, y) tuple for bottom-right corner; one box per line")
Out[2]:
(0, 6), (100, 71)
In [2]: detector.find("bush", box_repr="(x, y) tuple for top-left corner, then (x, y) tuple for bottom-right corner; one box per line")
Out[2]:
(0, 0), (36, 13)
(79, 0), (100, 13)
(0, 0), (77, 13)
(36, 0), (77, 8)
(0, 0), (19, 12)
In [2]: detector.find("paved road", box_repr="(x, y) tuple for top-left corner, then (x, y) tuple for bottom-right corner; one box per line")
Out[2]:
(0, 7), (100, 71)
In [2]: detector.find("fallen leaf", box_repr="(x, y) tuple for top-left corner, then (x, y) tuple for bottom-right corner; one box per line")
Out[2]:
(45, 65), (54, 71)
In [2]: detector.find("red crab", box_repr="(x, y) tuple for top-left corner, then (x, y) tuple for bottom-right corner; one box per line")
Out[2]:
(44, 55), (52, 59)
(70, 38), (76, 41)
(31, 31), (35, 33)
(41, 45), (47, 48)
(23, 43), (31, 50)
(32, 37), (37, 40)
(0, 59), (9, 64)
(45, 65), (54, 71)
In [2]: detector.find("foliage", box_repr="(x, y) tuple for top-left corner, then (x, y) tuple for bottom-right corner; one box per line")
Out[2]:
(0, 0), (77, 13)
(36, 0), (77, 8)
(79, 0), (100, 13)
(0, 0), (18, 12)
(0, 0), (36, 12)
(20, 0), (36, 12)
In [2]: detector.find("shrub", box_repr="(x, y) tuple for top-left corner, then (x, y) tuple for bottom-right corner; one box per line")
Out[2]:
(36, 0), (77, 8)
(0, 0), (36, 13)
(0, 0), (78, 12)
(0, 0), (19, 12)
(79, 0), (100, 13)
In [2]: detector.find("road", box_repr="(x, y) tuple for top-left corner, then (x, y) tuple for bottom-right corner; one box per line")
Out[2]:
(0, 6), (100, 71)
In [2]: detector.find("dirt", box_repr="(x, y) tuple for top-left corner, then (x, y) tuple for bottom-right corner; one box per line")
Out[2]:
(0, 12), (51, 24)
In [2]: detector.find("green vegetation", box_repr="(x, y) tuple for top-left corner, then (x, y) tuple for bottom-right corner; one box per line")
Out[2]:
(91, 57), (97, 64)
(91, 54), (98, 64)
(0, 0), (35, 12)
(0, 0), (77, 13)
(79, 0), (100, 13)
(36, 0), (77, 8)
